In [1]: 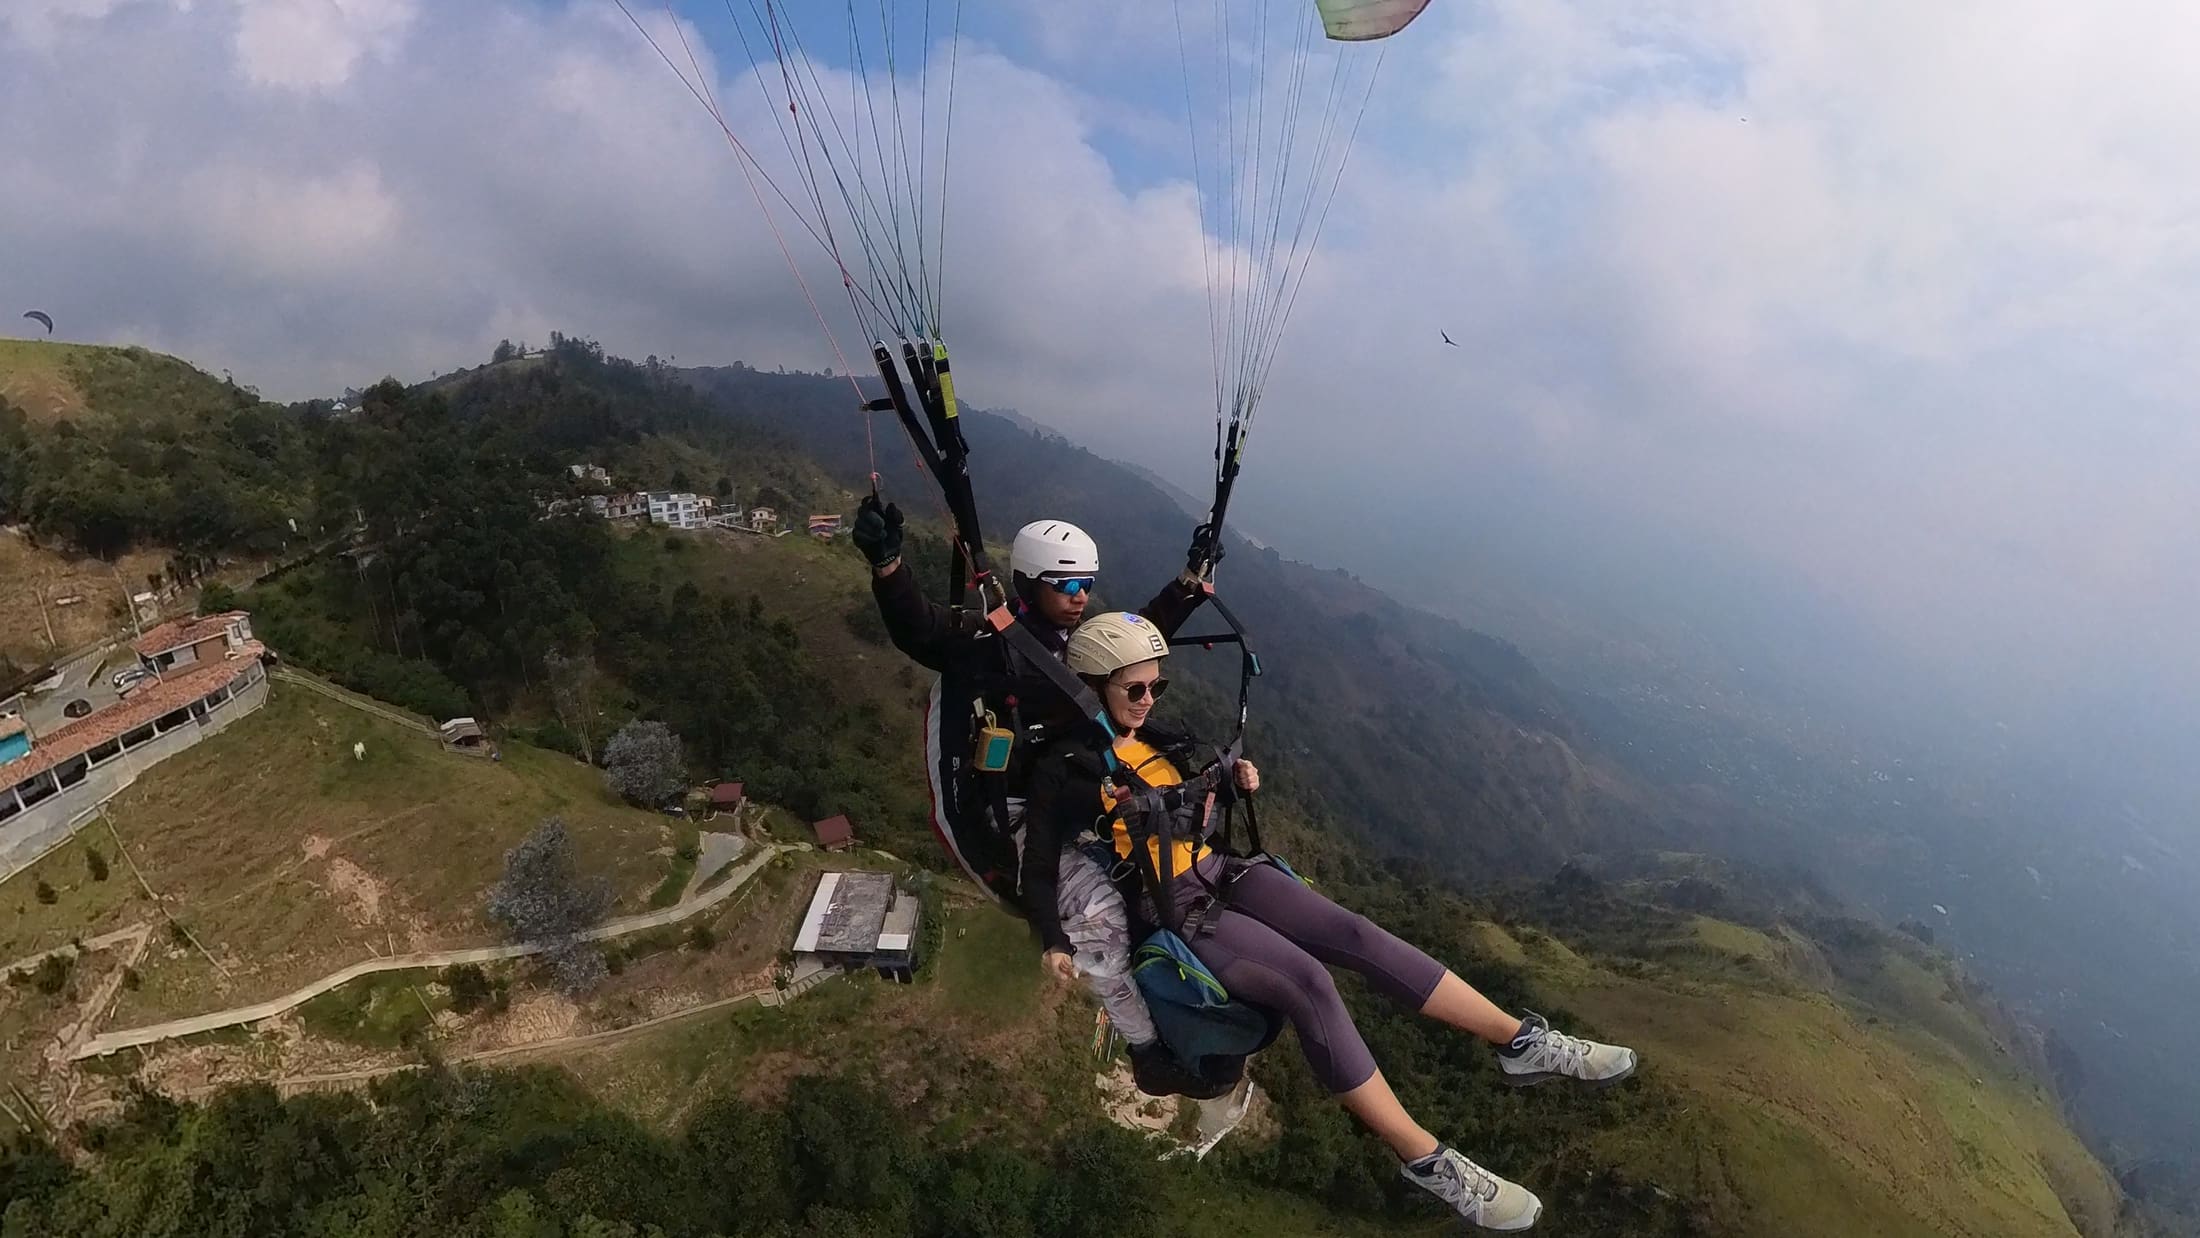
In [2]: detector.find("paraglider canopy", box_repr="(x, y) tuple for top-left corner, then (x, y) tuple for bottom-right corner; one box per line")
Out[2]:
(22, 310), (52, 335)
(1317, 0), (1432, 40)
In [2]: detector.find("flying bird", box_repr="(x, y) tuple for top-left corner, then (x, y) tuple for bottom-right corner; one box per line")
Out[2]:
(1441, 330), (1457, 347)
(22, 310), (52, 335)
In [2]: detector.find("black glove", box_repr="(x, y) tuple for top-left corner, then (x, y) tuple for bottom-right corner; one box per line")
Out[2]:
(1186, 523), (1225, 579)
(852, 495), (904, 568)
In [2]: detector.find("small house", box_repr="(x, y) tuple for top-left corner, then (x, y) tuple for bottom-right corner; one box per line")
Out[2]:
(749, 507), (778, 534)
(791, 870), (923, 983)
(806, 513), (842, 539)
(439, 717), (491, 756)
(131, 611), (257, 678)
(812, 814), (854, 852)
(707, 781), (745, 817)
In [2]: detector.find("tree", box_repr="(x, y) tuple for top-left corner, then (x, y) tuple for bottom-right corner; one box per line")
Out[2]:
(196, 581), (239, 615)
(542, 649), (601, 764)
(601, 720), (686, 807)
(485, 819), (612, 994)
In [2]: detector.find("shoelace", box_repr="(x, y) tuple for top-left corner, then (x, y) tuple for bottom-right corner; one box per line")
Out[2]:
(1520, 1025), (1591, 1073)
(1428, 1151), (1500, 1206)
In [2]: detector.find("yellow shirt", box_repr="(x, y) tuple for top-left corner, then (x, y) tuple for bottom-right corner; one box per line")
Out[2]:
(1104, 737), (1208, 877)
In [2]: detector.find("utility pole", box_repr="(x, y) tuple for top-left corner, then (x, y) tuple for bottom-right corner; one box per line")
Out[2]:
(33, 574), (56, 653)
(111, 561), (143, 641)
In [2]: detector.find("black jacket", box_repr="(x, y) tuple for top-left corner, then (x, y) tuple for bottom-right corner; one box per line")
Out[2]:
(870, 560), (1209, 779)
(1018, 717), (1229, 954)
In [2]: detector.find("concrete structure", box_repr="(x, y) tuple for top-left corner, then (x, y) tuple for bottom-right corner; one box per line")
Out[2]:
(568, 463), (610, 483)
(807, 513), (843, 539)
(748, 507), (779, 534)
(791, 870), (923, 983)
(0, 617), (270, 878)
(647, 491), (708, 530)
(588, 492), (648, 521)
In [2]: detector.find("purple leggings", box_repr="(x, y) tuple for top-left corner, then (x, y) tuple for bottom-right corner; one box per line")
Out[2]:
(1178, 855), (1446, 1093)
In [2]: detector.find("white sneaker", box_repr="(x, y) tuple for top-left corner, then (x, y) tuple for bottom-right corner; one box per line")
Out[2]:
(1400, 1145), (1542, 1231)
(1498, 1011), (1638, 1088)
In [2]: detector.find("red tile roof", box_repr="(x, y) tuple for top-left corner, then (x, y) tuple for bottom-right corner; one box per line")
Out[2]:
(132, 611), (248, 658)
(2, 641), (265, 788)
(812, 814), (854, 849)
(709, 781), (745, 806)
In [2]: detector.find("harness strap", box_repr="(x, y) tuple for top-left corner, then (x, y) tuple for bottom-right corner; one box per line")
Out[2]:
(991, 613), (1120, 770)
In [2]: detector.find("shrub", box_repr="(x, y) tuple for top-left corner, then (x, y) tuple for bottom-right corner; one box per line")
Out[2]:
(33, 880), (56, 905)
(443, 964), (493, 1015)
(31, 954), (72, 996)
(86, 848), (110, 883)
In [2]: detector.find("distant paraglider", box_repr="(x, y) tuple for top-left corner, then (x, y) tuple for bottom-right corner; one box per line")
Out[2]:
(1441, 330), (1457, 347)
(22, 310), (53, 336)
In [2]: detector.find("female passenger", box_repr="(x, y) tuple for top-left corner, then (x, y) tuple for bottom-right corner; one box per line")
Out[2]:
(1020, 612), (1640, 1232)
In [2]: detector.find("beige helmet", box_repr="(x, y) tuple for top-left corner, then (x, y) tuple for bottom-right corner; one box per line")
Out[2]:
(1066, 611), (1171, 677)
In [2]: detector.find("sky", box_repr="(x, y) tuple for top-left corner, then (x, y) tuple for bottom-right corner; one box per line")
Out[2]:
(4, 0), (2199, 820)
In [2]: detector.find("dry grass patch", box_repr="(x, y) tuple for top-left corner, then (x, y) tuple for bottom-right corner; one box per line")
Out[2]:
(91, 687), (668, 1023)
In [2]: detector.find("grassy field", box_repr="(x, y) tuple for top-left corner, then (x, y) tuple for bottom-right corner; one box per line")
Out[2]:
(935, 900), (1044, 1032)
(1491, 918), (2122, 1238)
(29, 685), (677, 1028)
(0, 337), (98, 420)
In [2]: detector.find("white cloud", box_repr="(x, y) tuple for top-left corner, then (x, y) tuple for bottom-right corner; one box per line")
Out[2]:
(231, 0), (420, 91)
(3, 0), (2199, 755)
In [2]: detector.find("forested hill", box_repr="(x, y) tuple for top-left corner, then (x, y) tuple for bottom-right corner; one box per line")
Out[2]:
(684, 363), (1746, 881)
(0, 338), (2161, 1237)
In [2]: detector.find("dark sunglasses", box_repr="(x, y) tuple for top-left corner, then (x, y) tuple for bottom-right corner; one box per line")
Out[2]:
(1041, 575), (1097, 596)
(1108, 676), (1170, 703)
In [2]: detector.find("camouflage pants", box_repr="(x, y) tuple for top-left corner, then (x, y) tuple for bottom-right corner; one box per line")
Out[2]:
(1004, 798), (1155, 1046)
(1056, 843), (1157, 1047)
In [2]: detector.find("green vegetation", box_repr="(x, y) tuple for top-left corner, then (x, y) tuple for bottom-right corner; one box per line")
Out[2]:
(650, 834), (701, 909)
(0, 1064), (1346, 1238)
(935, 903), (1043, 1031)
(0, 343), (322, 559)
(297, 968), (444, 1047)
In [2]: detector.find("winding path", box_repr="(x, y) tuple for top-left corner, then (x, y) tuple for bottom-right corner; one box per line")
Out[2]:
(71, 843), (796, 1061)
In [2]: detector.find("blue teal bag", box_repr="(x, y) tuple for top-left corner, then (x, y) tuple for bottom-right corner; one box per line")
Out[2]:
(1132, 928), (1282, 1093)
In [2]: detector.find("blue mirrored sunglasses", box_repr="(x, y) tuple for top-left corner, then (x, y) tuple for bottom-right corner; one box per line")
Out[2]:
(1041, 575), (1097, 597)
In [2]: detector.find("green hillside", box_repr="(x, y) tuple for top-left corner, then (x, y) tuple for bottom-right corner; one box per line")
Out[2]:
(0, 337), (2151, 1237)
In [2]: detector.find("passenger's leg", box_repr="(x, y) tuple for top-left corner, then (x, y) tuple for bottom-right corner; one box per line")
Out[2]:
(1057, 849), (1156, 1047)
(1195, 905), (1542, 1229)
(1219, 860), (1636, 1084)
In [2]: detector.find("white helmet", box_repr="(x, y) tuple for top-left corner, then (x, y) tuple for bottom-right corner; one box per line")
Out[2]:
(1009, 519), (1099, 583)
(1066, 611), (1170, 677)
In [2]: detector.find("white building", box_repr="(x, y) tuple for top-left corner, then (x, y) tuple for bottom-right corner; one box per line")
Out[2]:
(568, 463), (610, 483)
(648, 491), (707, 529)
